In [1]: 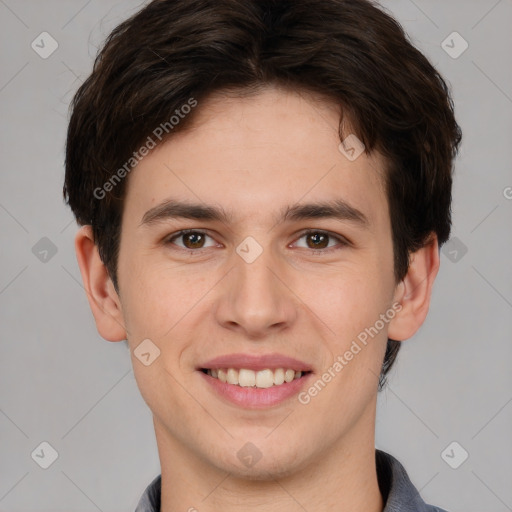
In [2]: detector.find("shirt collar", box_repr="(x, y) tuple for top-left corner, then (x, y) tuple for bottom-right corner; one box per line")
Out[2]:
(135, 449), (447, 512)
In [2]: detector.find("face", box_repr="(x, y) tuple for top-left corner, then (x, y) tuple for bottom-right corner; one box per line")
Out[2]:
(115, 86), (401, 478)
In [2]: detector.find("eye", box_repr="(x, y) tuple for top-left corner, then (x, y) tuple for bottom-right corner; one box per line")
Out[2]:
(164, 229), (350, 254)
(293, 230), (349, 252)
(165, 230), (217, 251)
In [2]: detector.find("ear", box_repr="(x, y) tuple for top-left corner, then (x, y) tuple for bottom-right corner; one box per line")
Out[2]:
(74, 225), (127, 342)
(387, 233), (440, 341)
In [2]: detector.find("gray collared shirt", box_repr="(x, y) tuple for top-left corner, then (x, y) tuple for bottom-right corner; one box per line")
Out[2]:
(135, 449), (449, 512)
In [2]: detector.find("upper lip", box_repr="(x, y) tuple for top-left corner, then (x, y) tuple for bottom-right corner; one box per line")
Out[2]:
(198, 353), (313, 372)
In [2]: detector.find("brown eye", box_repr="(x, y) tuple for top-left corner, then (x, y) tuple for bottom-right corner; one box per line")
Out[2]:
(166, 230), (215, 250)
(294, 230), (349, 252)
(182, 232), (205, 249)
(305, 232), (329, 249)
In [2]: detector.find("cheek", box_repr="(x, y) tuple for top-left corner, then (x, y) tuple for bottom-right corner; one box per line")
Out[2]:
(120, 257), (211, 344)
(300, 265), (393, 386)
(303, 269), (390, 336)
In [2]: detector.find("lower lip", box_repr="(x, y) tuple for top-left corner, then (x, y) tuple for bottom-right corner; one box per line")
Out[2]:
(199, 371), (313, 409)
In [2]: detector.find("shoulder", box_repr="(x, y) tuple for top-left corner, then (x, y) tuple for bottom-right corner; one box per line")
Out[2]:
(376, 449), (451, 512)
(134, 474), (161, 512)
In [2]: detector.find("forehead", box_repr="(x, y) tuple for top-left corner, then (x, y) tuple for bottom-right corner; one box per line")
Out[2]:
(123, 86), (389, 230)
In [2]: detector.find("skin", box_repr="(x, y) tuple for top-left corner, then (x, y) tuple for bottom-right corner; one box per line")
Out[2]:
(75, 85), (439, 512)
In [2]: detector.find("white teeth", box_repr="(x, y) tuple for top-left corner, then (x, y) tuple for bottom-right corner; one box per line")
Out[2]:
(227, 368), (239, 385)
(238, 369), (255, 387)
(273, 368), (285, 385)
(255, 369), (274, 388)
(205, 367), (305, 388)
(284, 369), (295, 383)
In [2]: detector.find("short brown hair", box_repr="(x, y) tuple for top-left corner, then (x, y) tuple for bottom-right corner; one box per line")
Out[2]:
(63, 0), (462, 390)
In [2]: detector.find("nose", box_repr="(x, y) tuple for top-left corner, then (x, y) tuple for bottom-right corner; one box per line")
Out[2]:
(214, 245), (298, 339)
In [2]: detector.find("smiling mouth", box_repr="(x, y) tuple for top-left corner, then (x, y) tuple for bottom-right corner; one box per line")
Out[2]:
(200, 368), (312, 388)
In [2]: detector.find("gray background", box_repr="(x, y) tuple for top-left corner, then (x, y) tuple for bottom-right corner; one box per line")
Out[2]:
(0, 0), (511, 511)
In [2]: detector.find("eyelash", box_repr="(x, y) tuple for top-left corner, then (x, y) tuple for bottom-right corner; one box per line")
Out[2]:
(164, 229), (350, 255)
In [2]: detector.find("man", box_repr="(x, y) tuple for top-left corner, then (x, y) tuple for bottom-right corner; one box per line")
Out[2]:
(63, 0), (462, 510)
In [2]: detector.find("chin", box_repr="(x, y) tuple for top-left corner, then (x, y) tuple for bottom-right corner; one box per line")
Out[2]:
(227, 458), (304, 482)
(210, 442), (310, 481)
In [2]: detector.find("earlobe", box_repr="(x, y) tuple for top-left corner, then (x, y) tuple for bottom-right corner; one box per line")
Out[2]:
(387, 234), (440, 342)
(74, 225), (127, 342)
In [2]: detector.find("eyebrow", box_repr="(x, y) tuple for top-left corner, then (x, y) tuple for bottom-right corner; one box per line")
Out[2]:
(140, 198), (370, 229)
